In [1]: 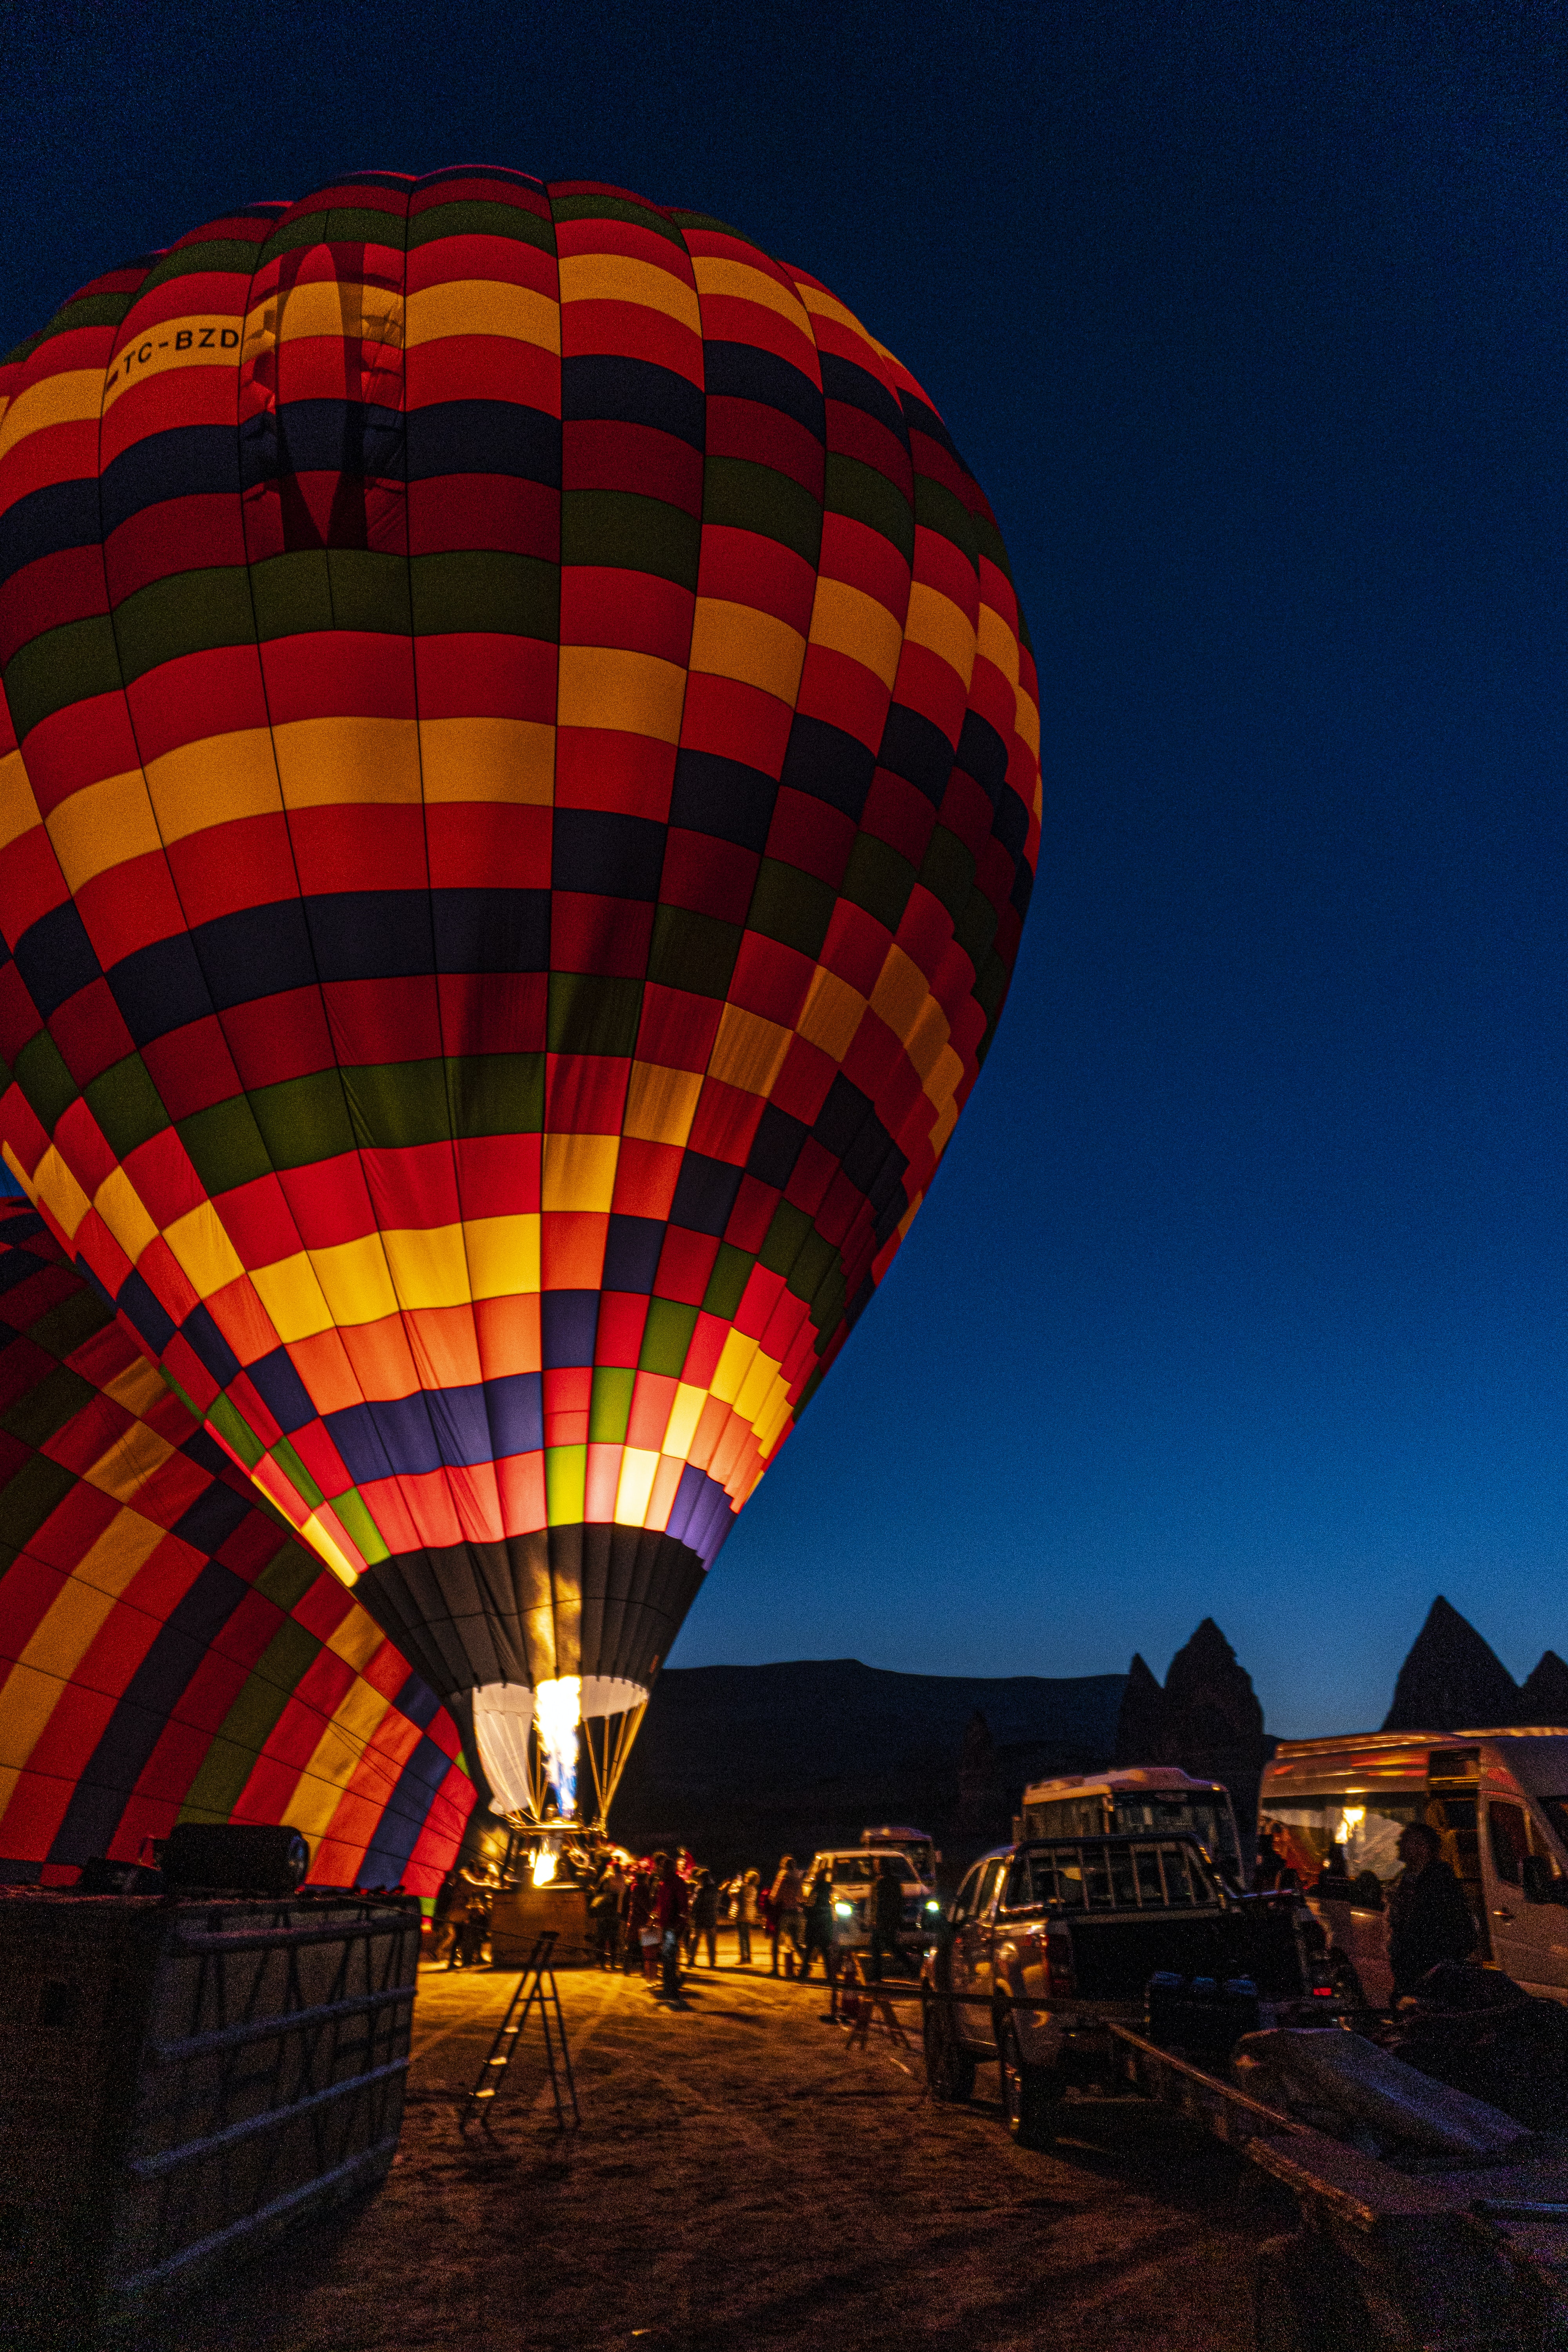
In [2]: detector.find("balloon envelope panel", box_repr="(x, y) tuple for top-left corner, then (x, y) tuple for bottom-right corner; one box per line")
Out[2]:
(0, 169), (1040, 1722)
(0, 1200), (475, 1889)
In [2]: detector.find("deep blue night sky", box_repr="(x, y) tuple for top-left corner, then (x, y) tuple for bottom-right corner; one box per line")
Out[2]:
(5, 2), (1564, 1735)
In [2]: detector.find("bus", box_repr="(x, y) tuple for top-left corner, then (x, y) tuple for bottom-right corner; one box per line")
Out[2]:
(1018, 1767), (1245, 1889)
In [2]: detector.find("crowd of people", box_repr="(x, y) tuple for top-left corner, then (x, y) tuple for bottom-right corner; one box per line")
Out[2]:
(428, 1846), (910, 2004)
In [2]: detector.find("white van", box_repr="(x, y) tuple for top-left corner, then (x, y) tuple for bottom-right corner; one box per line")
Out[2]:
(1261, 1729), (1568, 2005)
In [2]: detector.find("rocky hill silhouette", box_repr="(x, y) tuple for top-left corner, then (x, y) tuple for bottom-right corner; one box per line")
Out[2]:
(608, 1659), (1126, 1876)
(1382, 1596), (1566, 1731)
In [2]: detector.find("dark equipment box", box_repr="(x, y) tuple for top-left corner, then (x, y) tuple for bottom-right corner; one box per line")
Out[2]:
(0, 1886), (421, 2338)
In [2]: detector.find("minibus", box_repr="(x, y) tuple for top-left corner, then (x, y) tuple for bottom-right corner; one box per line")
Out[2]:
(1018, 1766), (1245, 1890)
(1261, 1729), (1568, 2005)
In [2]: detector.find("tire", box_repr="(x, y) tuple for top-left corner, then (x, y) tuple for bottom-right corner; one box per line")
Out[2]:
(922, 1989), (976, 2102)
(998, 2015), (1058, 2149)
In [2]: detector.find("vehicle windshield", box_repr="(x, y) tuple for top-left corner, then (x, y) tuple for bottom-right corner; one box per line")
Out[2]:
(825, 1855), (919, 1886)
(1536, 1798), (1568, 1858)
(1109, 1796), (1242, 1882)
(1265, 1796), (1424, 1893)
(869, 1841), (933, 1880)
(1004, 1841), (1217, 1912)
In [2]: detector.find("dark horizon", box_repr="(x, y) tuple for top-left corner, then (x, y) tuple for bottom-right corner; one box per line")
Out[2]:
(5, 3), (1564, 1740)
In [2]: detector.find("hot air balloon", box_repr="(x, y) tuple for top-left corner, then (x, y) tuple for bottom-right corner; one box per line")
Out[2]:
(0, 1195), (476, 1888)
(0, 168), (1040, 1835)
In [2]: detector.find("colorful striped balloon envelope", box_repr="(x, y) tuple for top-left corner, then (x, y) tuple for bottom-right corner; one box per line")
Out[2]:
(0, 1198), (476, 1889)
(0, 168), (1041, 1826)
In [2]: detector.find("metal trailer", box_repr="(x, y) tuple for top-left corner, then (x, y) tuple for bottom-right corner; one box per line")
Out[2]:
(1109, 2023), (1568, 2351)
(0, 1885), (421, 2339)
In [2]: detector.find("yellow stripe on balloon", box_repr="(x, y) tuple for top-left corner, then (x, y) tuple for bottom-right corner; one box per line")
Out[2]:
(163, 1201), (248, 1300)
(273, 717), (423, 808)
(903, 581), (978, 689)
(380, 1224), (472, 1314)
(250, 1252), (341, 1344)
(557, 253), (701, 337)
(622, 1063), (702, 1149)
(405, 278), (560, 352)
(0, 368), (102, 461)
(690, 256), (814, 334)
(613, 1447), (660, 1527)
(708, 1004), (791, 1098)
(687, 600), (806, 704)
(144, 728), (283, 840)
(417, 717), (555, 804)
(976, 598), (1020, 689)
(0, 748), (43, 850)
(82, 1419), (178, 1507)
(556, 646), (686, 742)
(795, 966), (865, 1061)
(463, 1214), (541, 1299)
(541, 1134), (618, 1216)
(808, 578), (906, 691)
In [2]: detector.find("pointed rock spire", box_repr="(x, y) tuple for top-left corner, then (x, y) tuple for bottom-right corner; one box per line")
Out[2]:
(1114, 1653), (1173, 1765)
(1518, 1650), (1568, 1725)
(1382, 1596), (1521, 1732)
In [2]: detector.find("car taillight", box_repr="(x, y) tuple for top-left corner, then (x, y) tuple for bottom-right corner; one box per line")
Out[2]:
(1044, 1927), (1076, 2000)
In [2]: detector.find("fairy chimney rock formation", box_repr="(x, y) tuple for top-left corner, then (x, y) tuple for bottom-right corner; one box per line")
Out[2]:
(1518, 1650), (1568, 1725)
(1113, 1619), (1270, 1838)
(1382, 1597), (1521, 1732)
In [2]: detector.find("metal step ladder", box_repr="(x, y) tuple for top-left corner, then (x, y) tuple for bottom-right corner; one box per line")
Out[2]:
(461, 1929), (579, 2131)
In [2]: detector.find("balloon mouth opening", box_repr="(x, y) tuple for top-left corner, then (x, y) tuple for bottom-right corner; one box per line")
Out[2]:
(534, 1675), (581, 1819)
(470, 1675), (650, 1826)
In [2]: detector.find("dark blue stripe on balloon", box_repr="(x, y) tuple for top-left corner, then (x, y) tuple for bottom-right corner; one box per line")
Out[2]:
(325, 1370), (543, 1482)
(670, 750), (776, 852)
(819, 352), (908, 442)
(702, 341), (824, 441)
(12, 901), (101, 1021)
(406, 400), (561, 487)
(100, 424), (238, 537)
(0, 478), (103, 592)
(562, 355), (704, 450)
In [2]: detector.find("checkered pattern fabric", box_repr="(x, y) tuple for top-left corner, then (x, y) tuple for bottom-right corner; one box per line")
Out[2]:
(0, 1198), (474, 1889)
(0, 168), (1041, 1711)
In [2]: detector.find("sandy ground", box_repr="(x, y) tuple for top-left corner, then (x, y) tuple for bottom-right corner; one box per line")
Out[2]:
(143, 1941), (1283, 2352)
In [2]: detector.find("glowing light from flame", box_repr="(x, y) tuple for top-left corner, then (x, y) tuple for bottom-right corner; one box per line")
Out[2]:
(535, 1675), (582, 1818)
(532, 1841), (559, 1887)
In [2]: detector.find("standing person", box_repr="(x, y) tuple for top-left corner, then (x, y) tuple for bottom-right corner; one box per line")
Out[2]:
(626, 1860), (657, 1978)
(734, 1869), (759, 1967)
(800, 1865), (835, 1982)
(593, 1862), (625, 1970)
(656, 1851), (690, 1999)
(1252, 1821), (1285, 1891)
(868, 1854), (905, 1983)
(460, 1880), (492, 1970)
(771, 1855), (805, 1976)
(1387, 1820), (1477, 1998)
(690, 1869), (719, 1969)
(432, 1869), (463, 1968)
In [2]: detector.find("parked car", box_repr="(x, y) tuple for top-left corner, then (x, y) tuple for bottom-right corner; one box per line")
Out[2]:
(922, 1833), (1340, 2146)
(804, 1848), (942, 1954)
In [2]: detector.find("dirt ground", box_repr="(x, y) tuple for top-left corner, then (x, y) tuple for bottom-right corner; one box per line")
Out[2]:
(146, 1940), (1282, 2352)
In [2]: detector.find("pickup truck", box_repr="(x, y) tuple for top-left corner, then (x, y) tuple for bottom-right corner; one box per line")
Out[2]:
(922, 1834), (1341, 2146)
